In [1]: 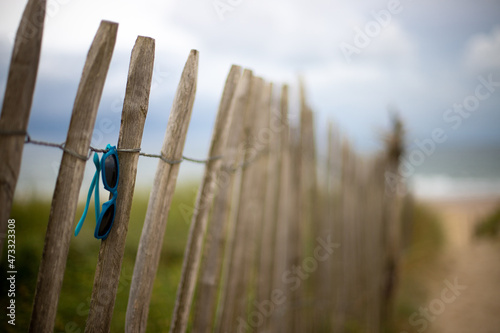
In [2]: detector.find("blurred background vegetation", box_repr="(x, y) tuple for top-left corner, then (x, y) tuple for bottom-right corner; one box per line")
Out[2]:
(474, 206), (500, 238)
(1, 183), (198, 332)
(391, 204), (444, 333)
(2, 184), (500, 332)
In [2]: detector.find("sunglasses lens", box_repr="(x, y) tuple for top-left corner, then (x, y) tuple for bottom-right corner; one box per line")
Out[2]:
(98, 205), (115, 237)
(104, 154), (118, 188)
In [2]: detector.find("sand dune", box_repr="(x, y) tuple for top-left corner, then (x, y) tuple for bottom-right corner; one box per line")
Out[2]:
(418, 195), (500, 333)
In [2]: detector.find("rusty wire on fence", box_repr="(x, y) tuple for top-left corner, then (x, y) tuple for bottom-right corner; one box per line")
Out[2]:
(0, 130), (224, 165)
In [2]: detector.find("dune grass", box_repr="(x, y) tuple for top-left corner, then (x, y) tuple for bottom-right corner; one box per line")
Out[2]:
(0, 183), (199, 333)
(391, 203), (445, 333)
(1, 186), (447, 332)
(474, 204), (500, 239)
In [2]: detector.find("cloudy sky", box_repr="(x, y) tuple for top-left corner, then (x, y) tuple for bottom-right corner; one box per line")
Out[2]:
(1, 0), (500, 197)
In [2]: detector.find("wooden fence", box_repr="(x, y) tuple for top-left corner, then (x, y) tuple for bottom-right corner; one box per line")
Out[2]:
(0, 2), (406, 332)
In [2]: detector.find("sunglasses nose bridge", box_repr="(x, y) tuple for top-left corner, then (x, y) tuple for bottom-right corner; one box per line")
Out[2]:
(107, 189), (117, 200)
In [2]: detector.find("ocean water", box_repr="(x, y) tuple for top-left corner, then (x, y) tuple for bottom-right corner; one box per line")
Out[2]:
(407, 146), (500, 199)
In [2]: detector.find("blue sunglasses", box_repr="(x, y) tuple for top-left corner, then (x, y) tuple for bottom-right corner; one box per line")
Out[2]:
(75, 144), (119, 239)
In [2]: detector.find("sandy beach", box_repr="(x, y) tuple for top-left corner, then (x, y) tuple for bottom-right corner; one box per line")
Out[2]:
(416, 195), (500, 333)
(421, 195), (500, 249)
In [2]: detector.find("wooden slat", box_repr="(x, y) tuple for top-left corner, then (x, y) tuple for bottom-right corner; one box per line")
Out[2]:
(339, 139), (356, 328)
(268, 85), (290, 333)
(193, 69), (252, 333)
(0, 0), (46, 256)
(219, 75), (265, 332)
(364, 156), (385, 333)
(287, 126), (303, 332)
(29, 20), (118, 333)
(125, 50), (199, 333)
(327, 121), (343, 330)
(169, 65), (242, 333)
(298, 82), (317, 331)
(255, 85), (281, 332)
(380, 116), (404, 327)
(248, 81), (273, 330)
(213, 71), (253, 333)
(85, 36), (155, 333)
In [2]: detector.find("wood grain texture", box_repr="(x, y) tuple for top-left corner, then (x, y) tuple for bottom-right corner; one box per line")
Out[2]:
(326, 121), (343, 331)
(287, 125), (303, 333)
(255, 85), (281, 332)
(85, 36), (155, 333)
(268, 85), (290, 333)
(234, 76), (266, 323)
(192, 69), (252, 333)
(169, 65), (242, 333)
(125, 49), (198, 333)
(218, 76), (264, 332)
(381, 117), (404, 328)
(212, 69), (252, 332)
(250, 81), (273, 283)
(338, 139), (355, 330)
(299, 104), (318, 332)
(246, 81), (273, 332)
(29, 20), (118, 333)
(0, 0), (46, 256)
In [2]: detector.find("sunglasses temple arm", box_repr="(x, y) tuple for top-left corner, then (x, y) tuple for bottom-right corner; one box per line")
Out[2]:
(74, 170), (100, 237)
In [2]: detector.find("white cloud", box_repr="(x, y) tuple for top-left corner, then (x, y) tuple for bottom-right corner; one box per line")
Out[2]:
(164, 0), (359, 68)
(2, 0), (499, 157)
(362, 22), (417, 65)
(463, 26), (500, 72)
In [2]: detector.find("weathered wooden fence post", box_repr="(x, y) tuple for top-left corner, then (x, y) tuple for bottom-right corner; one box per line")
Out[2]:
(169, 65), (242, 333)
(326, 121), (343, 331)
(249, 81), (273, 332)
(269, 84), (290, 333)
(315, 120), (339, 332)
(214, 71), (254, 332)
(29, 20), (118, 333)
(125, 50), (198, 333)
(381, 115), (404, 327)
(0, 0), (46, 257)
(192, 68), (251, 333)
(364, 156), (386, 333)
(297, 83), (319, 331)
(233, 77), (270, 327)
(256, 86), (281, 332)
(84, 36), (155, 333)
(286, 125), (303, 332)
(219, 75), (265, 332)
(337, 139), (353, 329)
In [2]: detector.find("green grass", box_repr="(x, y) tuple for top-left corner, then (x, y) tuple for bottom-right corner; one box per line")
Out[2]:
(474, 204), (500, 239)
(391, 203), (445, 333)
(0, 187), (449, 332)
(0, 183), (199, 333)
